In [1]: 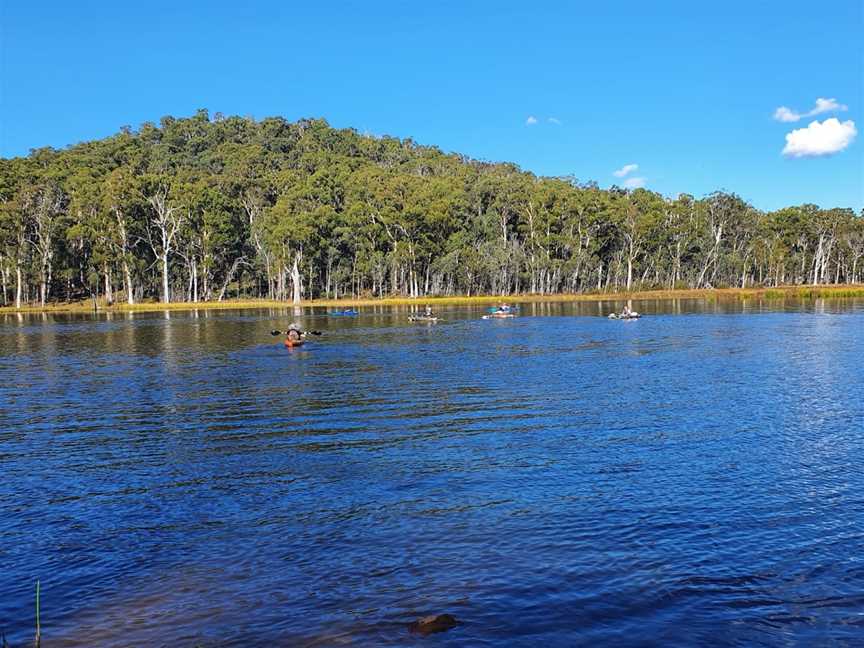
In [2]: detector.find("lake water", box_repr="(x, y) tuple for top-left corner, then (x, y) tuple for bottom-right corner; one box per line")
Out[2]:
(2, 299), (863, 647)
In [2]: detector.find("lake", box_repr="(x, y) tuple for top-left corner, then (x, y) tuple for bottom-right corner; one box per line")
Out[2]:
(2, 299), (863, 647)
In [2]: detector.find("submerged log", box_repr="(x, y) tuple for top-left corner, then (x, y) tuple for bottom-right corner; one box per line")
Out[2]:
(408, 613), (459, 635)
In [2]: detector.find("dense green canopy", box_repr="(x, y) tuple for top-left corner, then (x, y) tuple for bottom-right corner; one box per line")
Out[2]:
(1, 109), (861, 307)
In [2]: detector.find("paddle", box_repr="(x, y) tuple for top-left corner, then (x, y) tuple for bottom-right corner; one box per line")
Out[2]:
(270, 329), (323, 336)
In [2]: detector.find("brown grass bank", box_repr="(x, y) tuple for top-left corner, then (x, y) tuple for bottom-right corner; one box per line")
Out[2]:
(2, 284), (863, 315)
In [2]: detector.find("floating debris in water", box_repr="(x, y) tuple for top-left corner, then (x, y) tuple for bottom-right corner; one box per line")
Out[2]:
(408, 613), (459, 635)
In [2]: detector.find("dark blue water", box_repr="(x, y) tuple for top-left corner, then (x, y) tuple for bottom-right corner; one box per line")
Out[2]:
(2, 300), (863, 647)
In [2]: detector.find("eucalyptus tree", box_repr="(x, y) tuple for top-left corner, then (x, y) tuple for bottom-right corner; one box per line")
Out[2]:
(66, 170), (109, 301)
(263, 181), (318, 304)
(617, 188), (664, 290)
(23, 181), (65, 306)
(200, 180), (245, 302)
(1, 183), (32, 308)
(344, 165), (403, 294)
(694, 192), (743, 288)
(556, 182), (608, 292)
(140, 174), (184, 303)
(102, 167), (143, 304)
(841, 215), (864, 283)
(0, 159), (22, 305)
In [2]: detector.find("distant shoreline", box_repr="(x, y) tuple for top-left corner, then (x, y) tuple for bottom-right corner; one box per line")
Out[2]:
(2, 285), (863, 315)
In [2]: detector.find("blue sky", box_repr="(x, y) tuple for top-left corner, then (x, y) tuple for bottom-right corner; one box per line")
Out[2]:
(1, 0), (861, 211)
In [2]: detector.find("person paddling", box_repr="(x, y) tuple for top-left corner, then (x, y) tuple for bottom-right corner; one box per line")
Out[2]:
(425, 305), (434, 317)
(286, 322), (305, 342)
(269, 325), (322, 341)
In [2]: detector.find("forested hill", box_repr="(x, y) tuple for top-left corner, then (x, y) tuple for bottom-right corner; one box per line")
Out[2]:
(1, 109), (861, 308)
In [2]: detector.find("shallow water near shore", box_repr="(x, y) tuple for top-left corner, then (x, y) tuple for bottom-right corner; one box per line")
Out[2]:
(2, 299), (863, 647)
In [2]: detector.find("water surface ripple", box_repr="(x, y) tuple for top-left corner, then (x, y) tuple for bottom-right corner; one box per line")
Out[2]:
(1, 300), (863, 646)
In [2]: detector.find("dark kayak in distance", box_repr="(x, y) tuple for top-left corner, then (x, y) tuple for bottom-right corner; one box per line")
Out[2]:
(408, 315), (439, 323)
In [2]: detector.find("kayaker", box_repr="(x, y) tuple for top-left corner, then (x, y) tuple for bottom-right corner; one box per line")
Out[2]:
(621, 305), (633, 318)
(424, 305), (433, 317)
(286, 322), (304, 342)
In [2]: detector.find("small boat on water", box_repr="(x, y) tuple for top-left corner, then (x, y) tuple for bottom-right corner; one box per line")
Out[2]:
(328, 309), (358, 317)
(608, 312), (641, 320)
(484, 304), (518, 319)
(408, 315), (439, 323)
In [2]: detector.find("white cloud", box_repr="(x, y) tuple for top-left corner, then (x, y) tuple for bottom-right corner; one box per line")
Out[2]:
(547, 117), (562, 125)
(623, 176), (646, 189)
(773, 107), (800, 123)
(525, 116), (538, 126)
(773, 97), (848, 123)
(782, 118), (857, 158)
(613, 163), (639, 178)
(813, 97), (847, 114)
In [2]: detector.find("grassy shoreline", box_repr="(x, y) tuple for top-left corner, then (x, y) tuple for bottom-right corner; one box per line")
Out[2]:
(2, 285), (863, 315)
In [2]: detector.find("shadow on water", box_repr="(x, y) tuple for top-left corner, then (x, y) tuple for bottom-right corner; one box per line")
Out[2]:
(1, 299), (863, 647)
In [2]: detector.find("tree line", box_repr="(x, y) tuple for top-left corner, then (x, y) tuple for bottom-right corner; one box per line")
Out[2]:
(1, 109), (862, 308)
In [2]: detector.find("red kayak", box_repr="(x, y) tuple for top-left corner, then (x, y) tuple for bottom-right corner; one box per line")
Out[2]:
(284, 338), (304, 348)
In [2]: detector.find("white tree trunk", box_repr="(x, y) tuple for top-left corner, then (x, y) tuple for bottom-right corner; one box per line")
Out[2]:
(40, 265), (48, 307)
(123, 259), (134, 305)
(16, 265), (23, 309)
(811, 236), (823, 285)
(115, 212), (135, 305)
(145, 184), (182, 304)
(104, 268), (113, 305)
(291, 256), (302, 305)
(161, 252), (170, 303)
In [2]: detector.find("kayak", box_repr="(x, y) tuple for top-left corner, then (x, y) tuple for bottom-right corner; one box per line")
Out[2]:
(608, 313), (641, 320)
(487, 306), (519, 313)
(328, 309), (358, 317)
(482, 312), (517, 320)
(284, 338), (305, 347)
(409, 316), (439, 323)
